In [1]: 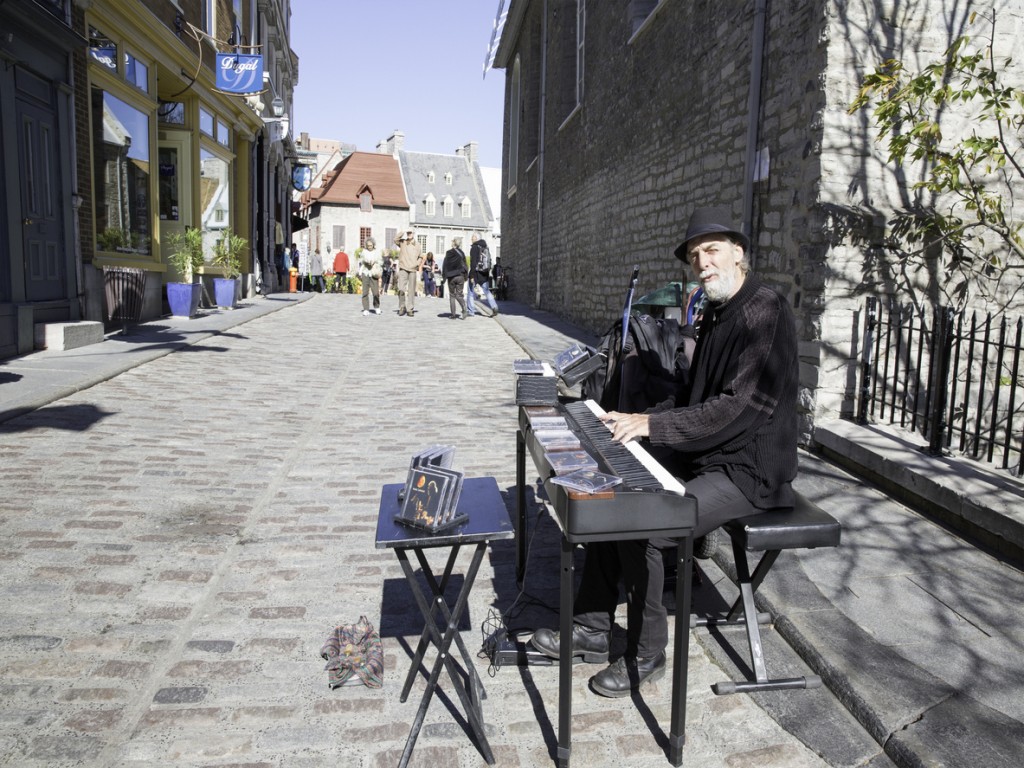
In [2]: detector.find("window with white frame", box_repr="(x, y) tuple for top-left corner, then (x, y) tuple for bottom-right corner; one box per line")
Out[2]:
(443, 196), (454, 217)
(124, 50), (149, 94)
(424, 193), (436, 216)
(427, 171), (435, 183)
(417, 235), (427, 253)
(199, 106), (215, 138)
(508, 55), (521, 192)
(436, 235), (445, 254)
(576, 0), (585, 105)
(629, 0), (664, 36)
(461, 198), (471, 218)
(444, 172), (452, 185)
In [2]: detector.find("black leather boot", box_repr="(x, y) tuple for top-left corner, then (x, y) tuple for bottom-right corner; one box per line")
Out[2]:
(530, 624), (609, 663)
(590, 651), (667, 698)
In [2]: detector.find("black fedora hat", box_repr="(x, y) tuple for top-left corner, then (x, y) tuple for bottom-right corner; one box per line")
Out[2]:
(674, 207), (750, 261)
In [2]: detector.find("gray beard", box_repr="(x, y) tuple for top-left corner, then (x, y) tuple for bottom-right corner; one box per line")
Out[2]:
(702, 272), (737, 303)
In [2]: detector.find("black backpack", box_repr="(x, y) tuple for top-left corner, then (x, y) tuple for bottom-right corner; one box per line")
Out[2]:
(477, 243), (492, 272)
(581, 314), (695, 414)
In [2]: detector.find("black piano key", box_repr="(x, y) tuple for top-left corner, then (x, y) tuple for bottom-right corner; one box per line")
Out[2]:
(564, 402), (662, 490)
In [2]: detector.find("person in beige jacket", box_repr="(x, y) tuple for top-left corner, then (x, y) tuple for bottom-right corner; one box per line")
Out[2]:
(394, 230), (423, 317)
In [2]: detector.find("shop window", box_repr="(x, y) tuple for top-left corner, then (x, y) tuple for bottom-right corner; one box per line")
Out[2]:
(88, 27), (118, 73)
(91, 88), (152, 255)
(124, 51), (149, 94)
(217, 119), (231, 147)
(158, 101), (185, 126)
(199, 107), (215, 138)
(199, 147), (231, 260)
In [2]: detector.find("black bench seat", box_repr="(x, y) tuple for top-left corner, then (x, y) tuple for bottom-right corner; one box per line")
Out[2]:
(695, 490), (841, 695)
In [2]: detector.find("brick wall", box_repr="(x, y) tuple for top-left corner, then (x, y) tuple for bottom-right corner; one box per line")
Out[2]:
(498, 0), (1024, 439)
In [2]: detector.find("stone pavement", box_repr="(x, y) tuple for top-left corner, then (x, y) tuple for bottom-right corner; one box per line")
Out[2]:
(0, 290), (1021, 767)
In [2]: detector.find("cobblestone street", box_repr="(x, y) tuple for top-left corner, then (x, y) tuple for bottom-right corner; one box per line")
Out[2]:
(0, 294), (830, 767)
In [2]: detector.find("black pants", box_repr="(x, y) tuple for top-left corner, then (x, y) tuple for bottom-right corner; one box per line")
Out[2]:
(573, 470), (755, 657)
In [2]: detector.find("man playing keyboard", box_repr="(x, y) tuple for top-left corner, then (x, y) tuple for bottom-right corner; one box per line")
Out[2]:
(531, 206), (800, 698)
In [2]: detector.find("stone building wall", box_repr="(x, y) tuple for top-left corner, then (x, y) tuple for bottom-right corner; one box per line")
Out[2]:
(497, 0), (1024, 441)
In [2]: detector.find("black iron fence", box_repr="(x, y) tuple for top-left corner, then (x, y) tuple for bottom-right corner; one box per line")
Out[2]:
(857, 297), (1024, 475)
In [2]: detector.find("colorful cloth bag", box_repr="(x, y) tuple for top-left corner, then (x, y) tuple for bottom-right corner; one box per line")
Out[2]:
(320, 615), (384, 689)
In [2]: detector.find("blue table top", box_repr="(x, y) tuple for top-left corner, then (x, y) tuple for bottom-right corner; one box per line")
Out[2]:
(375, 476), (515, 549)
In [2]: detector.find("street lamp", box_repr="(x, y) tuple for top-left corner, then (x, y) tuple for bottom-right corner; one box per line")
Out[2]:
(262, 74), (289, 140)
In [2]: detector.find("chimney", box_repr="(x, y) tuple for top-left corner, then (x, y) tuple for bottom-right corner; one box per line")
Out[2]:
(462, 141), (479, 163)
(389, 130), (405, 152)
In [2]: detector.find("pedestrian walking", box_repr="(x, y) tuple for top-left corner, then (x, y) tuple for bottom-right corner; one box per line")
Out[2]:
(358, 237), (384, 315)
(395, 230), (423, 317)
(310, 248), (326, 293)
(530, 206), (799, 699)
(337, 249), (354, 290)
(468, 232), (500, 316)
(442, 237), (469, 319)
(381, 254), (395, 295)
(422, 253), (438, 298)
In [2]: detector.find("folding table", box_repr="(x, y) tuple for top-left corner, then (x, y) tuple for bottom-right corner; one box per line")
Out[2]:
(375, 476), (514, 768)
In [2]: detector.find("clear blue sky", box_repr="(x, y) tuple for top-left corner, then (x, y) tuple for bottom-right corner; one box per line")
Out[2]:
(290, 1), (506, 168)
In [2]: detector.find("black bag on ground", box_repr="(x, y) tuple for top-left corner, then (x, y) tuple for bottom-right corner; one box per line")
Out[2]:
(581, 314), (695, 414)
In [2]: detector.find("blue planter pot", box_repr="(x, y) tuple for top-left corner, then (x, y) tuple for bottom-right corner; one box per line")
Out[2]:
(167, 282), (202, 318)
(213, 277), (239, 309)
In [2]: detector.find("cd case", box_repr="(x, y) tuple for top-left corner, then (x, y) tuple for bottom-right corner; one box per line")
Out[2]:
(547, 449), (599, 475)
(552, 343), (591, 377)
(533, 429), (582, 451)
(550, 470), (623, 494)
(397, 465), (467, 532)
(513, 358), (547, 375)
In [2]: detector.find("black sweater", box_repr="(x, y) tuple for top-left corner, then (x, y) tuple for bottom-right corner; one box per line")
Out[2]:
(648, 274), (798, 509)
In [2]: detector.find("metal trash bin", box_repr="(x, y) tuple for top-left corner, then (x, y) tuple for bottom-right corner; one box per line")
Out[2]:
(103, 266), (147, 333)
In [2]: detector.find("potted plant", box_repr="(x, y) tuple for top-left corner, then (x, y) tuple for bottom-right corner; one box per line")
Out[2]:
(211, 229), (247, 308)
(165, 227), (205, 317)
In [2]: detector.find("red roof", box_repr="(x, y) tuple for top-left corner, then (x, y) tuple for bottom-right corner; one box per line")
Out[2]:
(313, 151), (408, 209)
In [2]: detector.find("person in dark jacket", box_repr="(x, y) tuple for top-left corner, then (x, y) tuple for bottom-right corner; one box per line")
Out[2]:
(531, 207), (799, 699)
(467, 232), (500, 316)
(442, 237), (469, 319)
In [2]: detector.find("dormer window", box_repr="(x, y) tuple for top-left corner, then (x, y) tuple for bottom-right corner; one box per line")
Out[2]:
(461, 197), (472, 218)
(444, 172), (453, 185)
(427, 171), (435, 183)
(424, 193), (436, 216)
(443, 196), (454, 217)
(357, 184), (373, 212)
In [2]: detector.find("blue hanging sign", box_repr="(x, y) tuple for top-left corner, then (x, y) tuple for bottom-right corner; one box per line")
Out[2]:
(292, 165), (312, 192)
(215, 53), (263, 94)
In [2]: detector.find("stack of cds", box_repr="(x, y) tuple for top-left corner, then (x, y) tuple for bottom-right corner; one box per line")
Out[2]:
(395, 445), (466, 532)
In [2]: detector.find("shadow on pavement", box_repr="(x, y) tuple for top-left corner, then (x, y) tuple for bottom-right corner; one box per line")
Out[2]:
(0, 402), (114, 433)
(0, 371), (23, 385)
